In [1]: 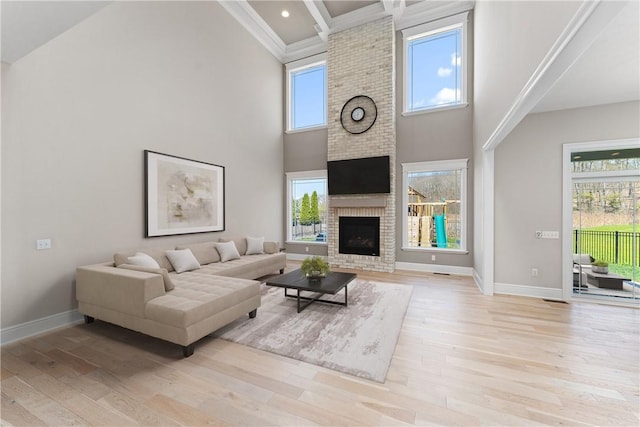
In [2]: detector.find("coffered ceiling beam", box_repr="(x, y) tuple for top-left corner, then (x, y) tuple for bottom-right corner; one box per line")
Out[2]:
(218, 0), (286, 61)
(382, 0), (405, 18)
(329, 2), (388, 35)
(304, 0), (332, 42)
(396, 0), (474, 31)
(222, 0), (475, 64)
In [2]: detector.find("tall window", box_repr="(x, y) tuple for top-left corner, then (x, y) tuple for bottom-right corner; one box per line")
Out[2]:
(402, 159), (468, 252)
(286, 170), (328, 243)
(286, 54), (327, 131)
(403, 12), (468, 114)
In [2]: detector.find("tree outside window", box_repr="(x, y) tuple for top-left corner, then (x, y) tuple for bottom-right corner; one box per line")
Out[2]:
(287, 171), (327, 243)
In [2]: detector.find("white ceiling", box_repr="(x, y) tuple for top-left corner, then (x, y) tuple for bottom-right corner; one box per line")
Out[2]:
(532, 0), (640, 113)
(1, 0), (638, 114)
(1, 1), (110, 63)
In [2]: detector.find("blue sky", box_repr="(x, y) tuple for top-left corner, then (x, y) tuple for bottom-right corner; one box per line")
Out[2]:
(291, 26), (461, 127)
(292, 178), (326, 200)
(292, 64), (326, 129)
(408, 27), (462, 109)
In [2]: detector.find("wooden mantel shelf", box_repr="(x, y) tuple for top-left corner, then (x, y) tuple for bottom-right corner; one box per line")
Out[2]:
(328, 196), (387, 208)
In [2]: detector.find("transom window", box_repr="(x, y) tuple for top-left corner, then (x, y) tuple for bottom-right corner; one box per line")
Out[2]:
(286, 54), (327, 132)
(402, 159), (468, 252)
(402, 12), (468, 114)
(286, 170), (328, 243)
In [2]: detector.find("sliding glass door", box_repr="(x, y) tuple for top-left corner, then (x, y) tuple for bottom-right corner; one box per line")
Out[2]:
(571, 147), (639, 302)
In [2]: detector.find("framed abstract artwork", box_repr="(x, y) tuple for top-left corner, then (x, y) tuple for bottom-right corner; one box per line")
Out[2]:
(144, 150), (225, 237)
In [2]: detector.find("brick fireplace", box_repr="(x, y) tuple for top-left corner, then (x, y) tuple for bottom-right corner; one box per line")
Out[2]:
(327, 16), (396, 272)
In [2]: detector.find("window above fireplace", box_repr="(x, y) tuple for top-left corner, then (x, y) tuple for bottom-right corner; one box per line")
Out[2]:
(402, 12), (469, 115)
(286, 53), (327, 132)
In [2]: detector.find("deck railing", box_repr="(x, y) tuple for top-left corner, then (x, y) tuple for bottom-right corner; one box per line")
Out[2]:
(573, 230), (639, 265)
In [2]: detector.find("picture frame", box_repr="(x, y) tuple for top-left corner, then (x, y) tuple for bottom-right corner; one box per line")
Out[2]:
(144, 150), (225, 237)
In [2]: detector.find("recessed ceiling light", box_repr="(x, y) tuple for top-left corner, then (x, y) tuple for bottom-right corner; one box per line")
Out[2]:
(281, 10), (289, 18)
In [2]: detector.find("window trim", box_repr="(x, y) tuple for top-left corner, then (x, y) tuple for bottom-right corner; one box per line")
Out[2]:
(401, 158), (468, 252)
(286, 169), (328, 244)
(285, 53), (327, 132)
(402, 12), (469, 115)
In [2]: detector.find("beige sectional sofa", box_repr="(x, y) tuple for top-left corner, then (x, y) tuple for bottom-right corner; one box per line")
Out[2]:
(76, 237), (286, 357)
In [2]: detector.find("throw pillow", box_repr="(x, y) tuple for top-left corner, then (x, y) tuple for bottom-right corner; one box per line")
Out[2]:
(175, 241), (220, 265)
(165, 249), (201, 273)
(218, 237), (247, 256)
(127, 252), (160, 268)
(137, 246), (175, 272)
(245, 236), (265, 255)
(114, 251), (136, 267)
(118, 263), (175, 291)
(216, 241), (241, 262)
(263, 241), (279, 254)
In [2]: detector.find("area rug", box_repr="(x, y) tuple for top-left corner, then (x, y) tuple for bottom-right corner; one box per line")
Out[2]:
(215, 279), (412, 383)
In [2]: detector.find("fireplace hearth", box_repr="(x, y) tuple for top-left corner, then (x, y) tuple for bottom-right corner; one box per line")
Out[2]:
(339, 216), (380, 256)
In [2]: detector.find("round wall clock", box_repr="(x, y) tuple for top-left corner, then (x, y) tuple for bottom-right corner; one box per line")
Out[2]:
(340, 95), (377, 134)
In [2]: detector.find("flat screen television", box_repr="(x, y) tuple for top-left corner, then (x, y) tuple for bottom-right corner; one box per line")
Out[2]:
(327, 155), (390, 195)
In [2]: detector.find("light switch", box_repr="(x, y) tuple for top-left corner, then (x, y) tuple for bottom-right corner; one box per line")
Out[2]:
(536, 231), (559, 239)
(36, 239), (51, 250)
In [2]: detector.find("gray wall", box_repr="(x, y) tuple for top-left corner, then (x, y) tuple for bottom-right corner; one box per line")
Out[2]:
(472, 0), (580, 283)
(495, 101), (640, 289)
(395, 107), (474, 268)
(395, 16), (474, 268)
(283, 20), (475, 267)
(283, 127), (328, 255)
(1, 1), (283, 328)
(472, 1), (580, 147)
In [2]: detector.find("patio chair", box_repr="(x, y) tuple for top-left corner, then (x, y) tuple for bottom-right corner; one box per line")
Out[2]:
(572, 253), (593, 287)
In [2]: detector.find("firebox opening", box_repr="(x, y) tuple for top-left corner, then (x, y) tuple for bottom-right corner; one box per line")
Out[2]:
(339, 216), (380, 256)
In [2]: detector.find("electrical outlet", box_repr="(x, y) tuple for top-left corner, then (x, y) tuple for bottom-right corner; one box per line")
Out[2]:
(431, 255), (436, 261)
(36, 239), (51, 250)
(305, 246), (309, 252)
(531, 267), (539, 277)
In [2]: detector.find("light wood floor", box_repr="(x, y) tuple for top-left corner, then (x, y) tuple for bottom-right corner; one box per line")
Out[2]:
(2, 266), (639, 426)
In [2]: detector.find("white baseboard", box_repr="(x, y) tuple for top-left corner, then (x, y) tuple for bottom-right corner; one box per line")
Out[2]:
(1, 309), (84, 346)
(288, 256), (474, 277)
(286, 258), (561, 301)
(472, 269), (484, 293)
(494, 282), (564, 301)
(395, 261), (473, 276)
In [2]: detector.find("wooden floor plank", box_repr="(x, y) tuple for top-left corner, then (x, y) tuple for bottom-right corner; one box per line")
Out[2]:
(144, 393), (229, 426)
(44, 348), (99, 376)
(267, 392), (355, 426)
(1, 376), (88, 425)
(1, 391), (47, 426)
(97, 390), (180, 426)
(1, 265), (638, 426)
